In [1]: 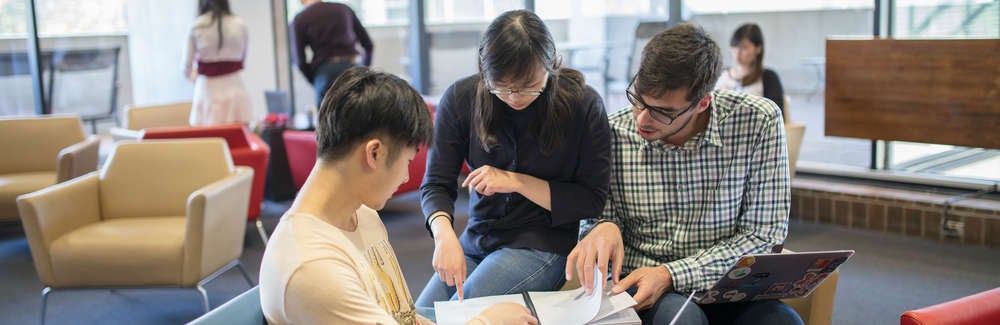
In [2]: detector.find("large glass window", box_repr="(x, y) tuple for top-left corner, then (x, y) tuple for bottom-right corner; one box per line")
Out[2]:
(886, 0), (1000, 182)
(536, 0), (668, 110)
(687, 0), (876, 168)
(0, 0), (127, 131)
(0, 0), (33, 117)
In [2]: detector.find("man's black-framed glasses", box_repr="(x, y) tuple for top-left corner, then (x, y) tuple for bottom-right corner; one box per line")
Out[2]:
(625, 76), (698, 125)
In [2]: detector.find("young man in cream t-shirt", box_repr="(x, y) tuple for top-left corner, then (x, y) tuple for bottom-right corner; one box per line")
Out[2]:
(259, 67), (537, 325)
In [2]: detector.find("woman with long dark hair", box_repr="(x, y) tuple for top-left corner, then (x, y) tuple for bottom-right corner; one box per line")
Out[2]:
(715, 23), (786, 115)
(416, 10), (611, 307)
(182, 0), (252, 125)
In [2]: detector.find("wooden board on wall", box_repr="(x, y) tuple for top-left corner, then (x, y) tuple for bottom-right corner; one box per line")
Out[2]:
(825, 39), (1000, 149)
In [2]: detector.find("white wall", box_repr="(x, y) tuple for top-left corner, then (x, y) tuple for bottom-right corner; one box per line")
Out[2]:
(231, 1), (278, 120)
(125, 0), (195, 106)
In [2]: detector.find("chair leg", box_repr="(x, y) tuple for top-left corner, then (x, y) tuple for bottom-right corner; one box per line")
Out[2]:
(255, 219), (269, 245)
(196, 285), (210, 313)
(236, 262), (255, 287)
(39, 286), (52, 325)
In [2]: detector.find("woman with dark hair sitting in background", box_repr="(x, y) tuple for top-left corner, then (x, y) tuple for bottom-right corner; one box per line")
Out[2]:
(416, 9), (611, 308)
(182, 0), (252, 126)
(715, 23), (786, 116)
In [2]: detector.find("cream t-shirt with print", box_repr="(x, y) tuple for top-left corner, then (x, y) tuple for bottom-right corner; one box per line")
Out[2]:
(260, 206), (422, 324)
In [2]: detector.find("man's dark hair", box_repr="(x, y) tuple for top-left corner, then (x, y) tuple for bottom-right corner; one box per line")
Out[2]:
(635, 23), (723, 102)
(316, 67), (433, 163)
(474, 9), (585, 154)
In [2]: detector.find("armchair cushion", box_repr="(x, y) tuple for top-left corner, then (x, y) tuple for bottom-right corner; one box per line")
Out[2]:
(0, 116), (87, 174)
(1, 172), (56, 221)
(50, 217), (186, 287)
(99, 139), (234, 220)
(122, 102), (192, 130)
(1, 116), (95, 222)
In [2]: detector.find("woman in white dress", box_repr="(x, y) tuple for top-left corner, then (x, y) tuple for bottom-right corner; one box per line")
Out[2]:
(183, 0), (252, 126)
(715, 23), (785, 116)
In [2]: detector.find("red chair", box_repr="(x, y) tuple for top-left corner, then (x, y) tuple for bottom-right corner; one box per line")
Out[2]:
(141, 124), (270, 243)
(900, 287), (1000, 325)
(283, 132), (435, 197)
(284, 102), (467, 197)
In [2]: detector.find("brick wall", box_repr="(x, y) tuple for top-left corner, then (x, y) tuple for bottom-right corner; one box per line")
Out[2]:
(790, 177), (1000, 248)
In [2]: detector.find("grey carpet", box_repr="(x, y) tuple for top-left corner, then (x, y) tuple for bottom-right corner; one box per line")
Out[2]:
(1, 191), (997, 324)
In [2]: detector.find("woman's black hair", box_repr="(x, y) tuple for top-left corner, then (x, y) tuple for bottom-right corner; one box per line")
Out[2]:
(474, 9), (586, 154)
(199, 0), (232, 50)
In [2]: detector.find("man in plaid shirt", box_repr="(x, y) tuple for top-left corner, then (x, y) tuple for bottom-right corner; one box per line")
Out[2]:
(567, 23), (801, 324)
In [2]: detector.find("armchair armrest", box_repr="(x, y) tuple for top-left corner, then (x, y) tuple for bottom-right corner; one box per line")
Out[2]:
(16, 173), (102, 285)
(109, 127), (142, 142)
(56, 135), (100, 182)
(181, 166), (254, 286)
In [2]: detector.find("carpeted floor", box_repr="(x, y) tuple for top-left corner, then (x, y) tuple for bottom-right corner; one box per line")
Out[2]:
(1, 191), (997, 324)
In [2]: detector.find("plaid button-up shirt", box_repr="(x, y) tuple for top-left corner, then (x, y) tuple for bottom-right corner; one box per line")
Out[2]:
(584, 89), (790, 293)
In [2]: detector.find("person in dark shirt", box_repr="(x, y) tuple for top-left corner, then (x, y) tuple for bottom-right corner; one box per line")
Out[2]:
(290, 0), (374, 107)
(416, 10), (612, 308)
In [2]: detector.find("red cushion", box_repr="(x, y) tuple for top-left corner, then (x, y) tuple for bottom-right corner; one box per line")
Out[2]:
(900, 287), (1000, 325)
(142, 124), (270, 220)
(282, 130), (317, 190)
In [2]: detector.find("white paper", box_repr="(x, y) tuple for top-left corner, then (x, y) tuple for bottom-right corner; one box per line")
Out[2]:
(591, 291), (638, 322)
(434, 266), (638, 325)
(434, 294), (526, 325)
(589, 308), (642, 325)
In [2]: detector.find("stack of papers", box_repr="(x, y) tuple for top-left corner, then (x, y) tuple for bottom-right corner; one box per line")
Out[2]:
(435, 266), (640, 325)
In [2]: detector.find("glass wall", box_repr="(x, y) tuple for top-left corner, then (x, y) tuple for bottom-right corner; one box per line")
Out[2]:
(687, 0), (876, 168)
(0, 0), (33, 117)
(537, 0), (668, 111)
(35, 0), (128, 132)
(886, 0), (1000, 181)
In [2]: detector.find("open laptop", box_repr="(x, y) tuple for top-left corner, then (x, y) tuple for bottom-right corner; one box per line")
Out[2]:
(693, 250), (854, 304)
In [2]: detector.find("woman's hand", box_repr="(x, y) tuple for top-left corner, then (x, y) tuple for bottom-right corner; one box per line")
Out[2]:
(431, 216), (467, 300)
(463, 165), (522, 196)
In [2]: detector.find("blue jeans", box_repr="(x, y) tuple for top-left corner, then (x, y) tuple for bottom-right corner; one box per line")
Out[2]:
(626, 289), (803, 325)
(414, 248), (567, 308)
(312, 60), (356, 107)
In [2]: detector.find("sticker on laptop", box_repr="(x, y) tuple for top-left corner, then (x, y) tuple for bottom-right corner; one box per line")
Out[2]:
(728, 266), (752, 279)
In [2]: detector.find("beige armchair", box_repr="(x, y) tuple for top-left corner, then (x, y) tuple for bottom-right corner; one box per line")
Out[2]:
(16, 139), (254, 323)
(783, 96), (806, 178)
(0, 116), (99, 223)
(109, 102), (192, 140)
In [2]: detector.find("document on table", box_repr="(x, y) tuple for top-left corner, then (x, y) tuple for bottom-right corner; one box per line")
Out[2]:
(435, 266), (640, 325)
